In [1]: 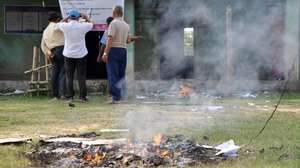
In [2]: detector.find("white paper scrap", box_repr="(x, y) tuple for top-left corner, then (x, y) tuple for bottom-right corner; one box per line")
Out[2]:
(215, 140), (240, 157)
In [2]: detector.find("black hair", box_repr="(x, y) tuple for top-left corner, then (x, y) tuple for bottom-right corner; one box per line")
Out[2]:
(48, 12), (61, 22)
(106, 17), (114, 25)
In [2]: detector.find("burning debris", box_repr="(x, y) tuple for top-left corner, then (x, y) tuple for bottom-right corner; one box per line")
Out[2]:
(26, 135), (236, 167)
(179, 83), (194, 98)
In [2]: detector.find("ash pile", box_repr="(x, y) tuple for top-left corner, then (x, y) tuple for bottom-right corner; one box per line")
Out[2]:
(26, 134), (235, 167)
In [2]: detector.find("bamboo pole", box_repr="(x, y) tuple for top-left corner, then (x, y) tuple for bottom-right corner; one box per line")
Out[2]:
(31, 47), (39, 82)
(24, 64), (52, 74)
(45, 54), (49, 81)
(37, 48), (41, 96)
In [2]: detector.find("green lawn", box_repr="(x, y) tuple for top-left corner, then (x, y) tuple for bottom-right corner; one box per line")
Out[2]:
(0, 93), (299, 168)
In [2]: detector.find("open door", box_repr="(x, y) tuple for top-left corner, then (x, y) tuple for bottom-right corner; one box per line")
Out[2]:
(85, 31), (108, 79)
(159, 27), (195, 79)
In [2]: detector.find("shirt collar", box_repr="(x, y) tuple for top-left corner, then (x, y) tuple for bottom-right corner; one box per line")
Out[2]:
(69, 20), (78, 23)
(115, 17), (123, 20)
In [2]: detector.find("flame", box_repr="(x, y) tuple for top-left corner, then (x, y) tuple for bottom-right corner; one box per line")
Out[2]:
(83, 153), (93, 161)
(153, 134), (163, 146)
(160, 150), (172, 158)
(126, 138), (135, 153)
(179, 83), (193, 97)
(127, 138), (134, 148)
(83, 152), (106, 164)
(93, 152), (106, 164)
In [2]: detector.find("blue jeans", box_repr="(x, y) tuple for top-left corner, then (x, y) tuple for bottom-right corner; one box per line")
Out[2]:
(107, 48), (127, 101)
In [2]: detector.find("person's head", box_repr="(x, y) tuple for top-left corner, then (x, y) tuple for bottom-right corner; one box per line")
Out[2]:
(106, 17), (114, 26)
(48, 12), (61, 23)
(68, 9), (81, 20)
(112, 5), (123, 18)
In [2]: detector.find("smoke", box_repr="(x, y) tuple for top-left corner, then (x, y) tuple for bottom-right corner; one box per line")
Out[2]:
(123, 0), (288, 139)
(135, 0), (286, 88)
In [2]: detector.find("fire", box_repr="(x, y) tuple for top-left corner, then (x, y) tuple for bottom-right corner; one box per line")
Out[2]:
(83, 153), (93, 161)
(153, 134), (163, 146)
(160, 150), (172, 158)
(179, 83), (193, 97)
(126, 138), (135, 153)
(127, 138), (134, 148)
(93, 152), (106, 164)
(83, 152), (106, 164)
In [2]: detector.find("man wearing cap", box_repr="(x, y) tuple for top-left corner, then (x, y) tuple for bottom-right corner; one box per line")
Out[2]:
(58, 10), (93, 102)
(102, 6), (138, 103)
(41, 12), (66, 100)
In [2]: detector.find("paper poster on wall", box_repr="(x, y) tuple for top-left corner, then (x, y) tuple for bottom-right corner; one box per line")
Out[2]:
(59, 0), (124, 31)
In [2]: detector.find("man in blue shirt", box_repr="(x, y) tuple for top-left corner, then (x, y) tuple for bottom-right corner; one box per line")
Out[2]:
(97, 17), (114, 63)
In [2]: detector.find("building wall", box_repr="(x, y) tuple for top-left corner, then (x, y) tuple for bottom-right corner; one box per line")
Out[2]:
(1, 0), (299, 84)
(134, 0), (295, 81)
(0, 0), (59, 80)
(0, 0), (135, 81)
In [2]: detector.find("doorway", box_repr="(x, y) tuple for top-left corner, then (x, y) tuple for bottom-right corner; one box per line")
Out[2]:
(159, 27), (195, 79)
(85, 31), (108, 79)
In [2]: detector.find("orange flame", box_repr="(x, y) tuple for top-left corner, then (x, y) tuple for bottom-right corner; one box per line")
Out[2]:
(93, 152), (106, 164)
(153, 133), (163, 146)
(160, 150), (172, 158)
(179, 83), (193, 97)
(83, 153), (93, 161)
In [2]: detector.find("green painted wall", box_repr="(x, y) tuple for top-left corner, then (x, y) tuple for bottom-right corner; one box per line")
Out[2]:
(0, 0), (135, 80)
(0, 0), (59, 80)
(124, 0), (135, 81)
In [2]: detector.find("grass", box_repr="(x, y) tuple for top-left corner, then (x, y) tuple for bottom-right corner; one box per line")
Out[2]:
(0, 93), (299, 168)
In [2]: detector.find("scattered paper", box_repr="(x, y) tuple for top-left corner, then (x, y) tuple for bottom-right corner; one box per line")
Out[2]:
(238, 92), (257, 98)
(0, 89), (25, 96)
(136, 95), (148, 100)
(215, 140), (240, 157)
(248, 103), (255, 106)
(100, 129), (130, 133)
(0, 138), (32, 145)
(45, 137), (127, 145)
(206, 106), (224, 111)
(201, 145), (214, 149)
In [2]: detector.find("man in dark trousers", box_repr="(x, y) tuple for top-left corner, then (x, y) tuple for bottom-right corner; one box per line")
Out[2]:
(41, 12), (66, 100)
(102, 6), (138, 104)
(58, 10), (93, 102)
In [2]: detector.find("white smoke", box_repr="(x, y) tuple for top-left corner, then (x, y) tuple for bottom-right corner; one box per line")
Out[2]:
(123, 0), (289, 139)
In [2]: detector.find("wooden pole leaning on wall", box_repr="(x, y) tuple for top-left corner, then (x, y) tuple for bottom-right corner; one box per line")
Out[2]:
(37, 48), (41, 96)
(44, 52), (49, 81)
(31, 46), (39, 82)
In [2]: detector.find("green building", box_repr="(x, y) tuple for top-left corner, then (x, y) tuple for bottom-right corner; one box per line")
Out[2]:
(0, 0), (300, 89)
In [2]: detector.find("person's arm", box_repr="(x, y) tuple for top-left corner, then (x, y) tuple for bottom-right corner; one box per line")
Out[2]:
(127, 35), (141, 44)
(81, 13), (93, 23)
(97, 44), (106, 63)
(61, 17), (69, 23)
(102, 36), (113, 63)
(41, 37), (52, 60)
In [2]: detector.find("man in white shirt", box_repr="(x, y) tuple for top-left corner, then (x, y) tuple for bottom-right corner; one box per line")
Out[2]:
(58, 10), (93, 102)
